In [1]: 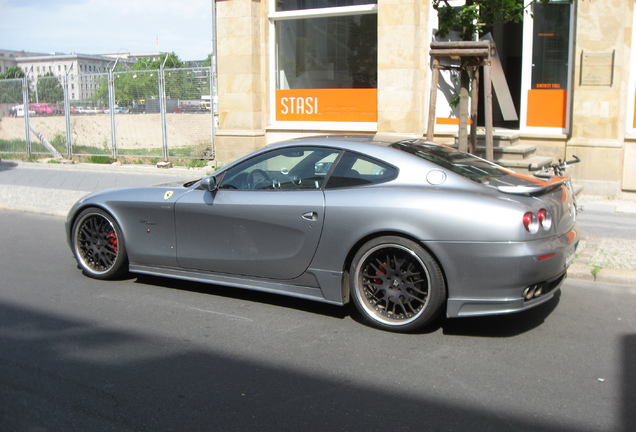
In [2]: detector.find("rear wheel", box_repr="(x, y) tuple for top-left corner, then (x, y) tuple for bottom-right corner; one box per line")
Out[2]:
(72, 208), (128, 279)
(350, 236), (445, 332)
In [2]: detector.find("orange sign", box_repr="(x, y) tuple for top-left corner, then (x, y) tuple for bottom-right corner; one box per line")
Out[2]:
(276, 89), (377, 122)
(527, 89), (567, 128)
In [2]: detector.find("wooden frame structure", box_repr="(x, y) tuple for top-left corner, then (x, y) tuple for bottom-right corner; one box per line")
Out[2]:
(427, 41), (495, 161)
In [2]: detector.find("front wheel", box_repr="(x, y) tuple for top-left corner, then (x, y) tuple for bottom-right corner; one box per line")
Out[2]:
(72, 208), (128, 279)
(349, 236), (446, 332)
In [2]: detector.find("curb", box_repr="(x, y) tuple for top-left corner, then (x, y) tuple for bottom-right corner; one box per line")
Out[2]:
(569, 235), (636, 285)
(595, 268), (636, 285)
(2, 159), (210, 178)
(567, 262), (636, 285)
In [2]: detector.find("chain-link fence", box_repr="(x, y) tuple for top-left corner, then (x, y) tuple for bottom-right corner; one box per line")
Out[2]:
(0, 66), (216, 162)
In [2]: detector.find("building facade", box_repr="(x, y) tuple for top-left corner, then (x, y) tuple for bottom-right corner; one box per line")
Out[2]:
(15, 53), (114, 101)
(213, 0), (635, 195)
(1, 50), (158, 102)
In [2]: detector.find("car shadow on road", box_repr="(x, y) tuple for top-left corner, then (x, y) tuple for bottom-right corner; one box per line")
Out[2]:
(0, 160), (19, 171)
(0, 299), (593, 432)
(133, 274), (350, 321)
(623, 334), (636, 431)
(134, 274), (561, 338)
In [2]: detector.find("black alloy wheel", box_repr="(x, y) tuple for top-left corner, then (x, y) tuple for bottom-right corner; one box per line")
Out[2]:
(350, 236), (446, 332)
(72, 208), (128, 279)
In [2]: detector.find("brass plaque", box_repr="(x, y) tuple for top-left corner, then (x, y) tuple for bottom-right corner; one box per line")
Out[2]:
(580, 51), (614, 86)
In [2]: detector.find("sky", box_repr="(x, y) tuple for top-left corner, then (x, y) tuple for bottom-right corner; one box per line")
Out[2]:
(0, 0), (214, 61)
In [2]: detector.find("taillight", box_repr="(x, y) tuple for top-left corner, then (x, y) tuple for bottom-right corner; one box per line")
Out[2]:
(523, 212), (538, 233)
(537, 209), (552, 230)
(523, 209), (551, 233)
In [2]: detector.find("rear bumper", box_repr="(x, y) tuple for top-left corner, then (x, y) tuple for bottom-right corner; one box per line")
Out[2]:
(424, 225), (579, 318)
(446, 270), (567, 317)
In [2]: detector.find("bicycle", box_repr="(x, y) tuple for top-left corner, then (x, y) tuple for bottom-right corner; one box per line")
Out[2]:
(529, 155), (581, 209)
(529, 155), (581, 178)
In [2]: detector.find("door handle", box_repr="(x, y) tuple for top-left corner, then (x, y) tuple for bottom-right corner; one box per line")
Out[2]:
(302, 211), (318, 221)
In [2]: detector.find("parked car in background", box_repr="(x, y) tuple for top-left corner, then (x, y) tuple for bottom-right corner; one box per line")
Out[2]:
(66, 135), (580, 332)
(29, 103), (59, 115)
(104, 106), (126, 114)
(9, 105), (36, 117)
(172, 104), (205, 114)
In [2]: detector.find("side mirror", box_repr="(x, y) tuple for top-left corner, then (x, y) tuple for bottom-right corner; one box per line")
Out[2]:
(200, 176), (218, 192)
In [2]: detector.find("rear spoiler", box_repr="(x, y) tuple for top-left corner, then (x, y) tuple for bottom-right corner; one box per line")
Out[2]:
(496, 177), (568, 196)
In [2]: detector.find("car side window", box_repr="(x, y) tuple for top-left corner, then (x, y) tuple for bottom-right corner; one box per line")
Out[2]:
(219, 147), (341, 190)
(325, 152), (398, 189)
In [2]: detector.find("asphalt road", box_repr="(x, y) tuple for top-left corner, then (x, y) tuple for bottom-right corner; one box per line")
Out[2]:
(1, 211), (635, 432)
(577, 206), (636, 240)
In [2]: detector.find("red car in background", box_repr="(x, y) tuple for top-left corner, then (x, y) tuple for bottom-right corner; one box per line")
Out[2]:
(29, 103), (59, 115)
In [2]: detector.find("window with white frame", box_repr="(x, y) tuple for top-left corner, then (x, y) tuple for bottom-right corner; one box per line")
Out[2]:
(274, 1), (377, 90)
(270, 1), (378, 126)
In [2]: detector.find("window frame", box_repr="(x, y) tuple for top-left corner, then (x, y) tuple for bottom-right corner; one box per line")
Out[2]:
(324, 150), (399, 189)
(268, 2), (378, 131)
(519, 0), (575, 134)
(218, 146), (343, 191)
(217, 145), (398, 191)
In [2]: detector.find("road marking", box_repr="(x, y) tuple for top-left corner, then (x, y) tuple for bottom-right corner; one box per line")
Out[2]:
(185, 306), (254, 322)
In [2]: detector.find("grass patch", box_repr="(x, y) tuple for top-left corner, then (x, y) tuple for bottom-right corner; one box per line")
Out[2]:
(116, 156), (161, 165)
(117, 148), (163, 157)
(186, 159), (208, 169)
(89, 155), (115, 164)
(0, 138), (28, 153)
(49, 133), (67, 153)
(1, 138), (216, 168)
(0, 153), (41, 162)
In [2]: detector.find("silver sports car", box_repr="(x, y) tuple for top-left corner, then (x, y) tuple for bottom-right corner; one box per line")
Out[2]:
(66, 135), (580, 332)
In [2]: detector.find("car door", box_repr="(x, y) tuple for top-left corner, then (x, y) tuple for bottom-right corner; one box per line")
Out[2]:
(174, 147), (340, 280)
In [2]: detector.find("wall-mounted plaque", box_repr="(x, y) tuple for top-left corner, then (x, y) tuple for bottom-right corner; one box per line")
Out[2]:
(580, 50), (614, 86)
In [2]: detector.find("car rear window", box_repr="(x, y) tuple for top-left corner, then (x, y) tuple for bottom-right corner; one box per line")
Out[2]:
(391, 140), (507, 183)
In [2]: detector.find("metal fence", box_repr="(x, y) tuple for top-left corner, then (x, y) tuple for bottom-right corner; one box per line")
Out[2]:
(0, 66), (217, 162)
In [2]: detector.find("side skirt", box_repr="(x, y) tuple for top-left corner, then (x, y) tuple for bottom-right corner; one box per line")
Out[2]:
(129, 264), (345, 306)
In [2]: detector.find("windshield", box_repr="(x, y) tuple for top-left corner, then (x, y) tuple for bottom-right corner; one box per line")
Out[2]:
(391, 140), (508, 183)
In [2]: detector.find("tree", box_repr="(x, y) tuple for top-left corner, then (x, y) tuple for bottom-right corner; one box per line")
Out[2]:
(0, 66), (25, 80)
(0, 67), (25, 104)
(94, 52), (211, 107)
(433, 0), (553, 41)
(31, 72), (63, 103)
(133, 52), (184, 71)
(202, 53), (213, 67)
(431, 0), (559, 154)
(93, 52), (196, 107)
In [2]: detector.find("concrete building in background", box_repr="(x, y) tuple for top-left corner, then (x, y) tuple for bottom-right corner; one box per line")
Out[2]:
(0, 49), (160, 102)
(212, 0), (635, 196)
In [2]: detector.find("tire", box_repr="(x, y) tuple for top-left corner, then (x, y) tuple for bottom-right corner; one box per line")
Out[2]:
(350, 236), (446, 332)
(72, 208), (128, 279)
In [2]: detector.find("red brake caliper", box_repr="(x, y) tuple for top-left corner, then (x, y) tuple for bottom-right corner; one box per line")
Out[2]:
(108, 232), (118, 253)
(373, 261), (387, 285)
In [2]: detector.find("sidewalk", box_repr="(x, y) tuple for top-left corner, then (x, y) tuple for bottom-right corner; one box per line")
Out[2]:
(1, 159), (635, 286)
(568, 193), (636, 285)
(0, 159), (205, 217)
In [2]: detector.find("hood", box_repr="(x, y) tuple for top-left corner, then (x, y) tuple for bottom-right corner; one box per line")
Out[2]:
(153, 178), (202, 188)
